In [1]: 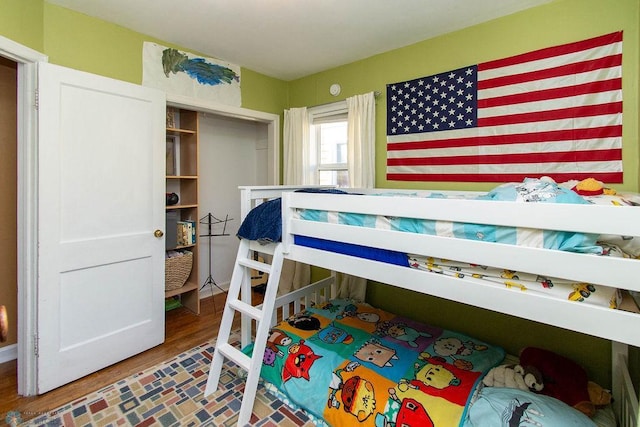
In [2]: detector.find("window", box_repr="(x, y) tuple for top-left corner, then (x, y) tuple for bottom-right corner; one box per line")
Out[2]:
(309, 102), (349, 187)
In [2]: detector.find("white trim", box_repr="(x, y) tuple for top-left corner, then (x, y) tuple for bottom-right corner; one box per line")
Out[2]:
(0, 344), (17, 364)
(308, 100), (347, 120)
(0, 35), (47, 396)
(166, 94), (280, 185)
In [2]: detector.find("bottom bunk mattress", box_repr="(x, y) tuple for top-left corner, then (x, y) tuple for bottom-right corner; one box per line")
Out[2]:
(244, 299), (505, 426)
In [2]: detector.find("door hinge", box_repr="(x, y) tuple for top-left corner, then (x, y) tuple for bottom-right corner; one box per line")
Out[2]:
(33, 333), (39, 357)
(34, 89), (39, 111)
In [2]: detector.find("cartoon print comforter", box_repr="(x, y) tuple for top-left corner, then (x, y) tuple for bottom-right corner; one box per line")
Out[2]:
(408, 255), (622, 309)
(245, 299), (504, 427)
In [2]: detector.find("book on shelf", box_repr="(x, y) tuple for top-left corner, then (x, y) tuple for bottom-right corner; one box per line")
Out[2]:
(176, 220), (197, 246)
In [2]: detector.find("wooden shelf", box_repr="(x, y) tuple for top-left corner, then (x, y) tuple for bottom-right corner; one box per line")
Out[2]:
(166, 127), (196, 136)
(164, 281), (198, 298)
(172, 243), (196, 250)
(165, 108), (200, 315)
(166, 204), (198, 210)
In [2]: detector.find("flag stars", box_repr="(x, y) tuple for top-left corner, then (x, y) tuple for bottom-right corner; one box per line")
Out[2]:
(387, 65), (477, 134)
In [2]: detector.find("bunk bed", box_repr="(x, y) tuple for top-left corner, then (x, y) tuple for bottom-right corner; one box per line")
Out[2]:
(205, 180), (640, 427)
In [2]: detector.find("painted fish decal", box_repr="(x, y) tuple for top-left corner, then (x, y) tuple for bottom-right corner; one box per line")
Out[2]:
(162, 48), (239, 86)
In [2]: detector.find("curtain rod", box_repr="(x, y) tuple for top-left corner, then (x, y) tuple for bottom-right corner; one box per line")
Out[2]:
(304, 90), (382, 110)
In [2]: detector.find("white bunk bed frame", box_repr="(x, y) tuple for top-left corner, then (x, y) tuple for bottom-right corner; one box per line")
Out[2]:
(206, 185), (640, 427)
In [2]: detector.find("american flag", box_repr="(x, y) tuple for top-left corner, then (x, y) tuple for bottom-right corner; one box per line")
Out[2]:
(386, 32), (623, 183)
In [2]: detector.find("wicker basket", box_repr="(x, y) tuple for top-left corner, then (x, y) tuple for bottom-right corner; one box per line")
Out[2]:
(165, 251), (193, 291)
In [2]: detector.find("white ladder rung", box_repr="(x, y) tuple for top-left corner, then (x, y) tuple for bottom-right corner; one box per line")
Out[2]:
(238, 257), (272, 274)
(217, 342), (251, 372)
(228, 298), (263, 322)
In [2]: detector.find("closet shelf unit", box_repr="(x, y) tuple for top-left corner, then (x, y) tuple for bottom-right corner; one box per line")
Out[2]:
(165, 108), (200, 314)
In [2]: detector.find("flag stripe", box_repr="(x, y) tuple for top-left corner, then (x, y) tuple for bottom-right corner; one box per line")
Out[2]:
(479, 78), (621, 108)
(387, 148), (621, 166)
(478, 54), (622, 91)
(386, 172), (622, 183)
(478, 67), (622, 103)
(387, 137), (622, 160)
(480, 89), (622, 119)
(478, 101), (622, 127)
(388, 160), (622, 175)
(388, 125), (621, 151)
(479, 32), (623, 71)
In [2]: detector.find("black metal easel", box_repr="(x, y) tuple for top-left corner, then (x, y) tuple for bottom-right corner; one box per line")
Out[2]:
(199, 212), (233, 294)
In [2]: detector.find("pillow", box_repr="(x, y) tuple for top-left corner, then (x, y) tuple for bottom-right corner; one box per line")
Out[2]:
(582, 194), (640, 257)
(477, 178), (602, 254)
(464, 387), (596, 426)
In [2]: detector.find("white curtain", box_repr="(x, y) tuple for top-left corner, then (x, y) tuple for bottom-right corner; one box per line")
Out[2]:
(280, 107), (311, 295)
(337, 91), (376, 301)
(281, 96), (376, 301)
(284, 107), (311, 185)
(347, 91), (376, 189)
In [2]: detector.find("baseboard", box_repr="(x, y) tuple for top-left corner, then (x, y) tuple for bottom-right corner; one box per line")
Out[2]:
(0, 343), (17, 363)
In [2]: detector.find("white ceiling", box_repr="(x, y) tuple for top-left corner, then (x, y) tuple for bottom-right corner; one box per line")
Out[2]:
(46, 0), (551, 81)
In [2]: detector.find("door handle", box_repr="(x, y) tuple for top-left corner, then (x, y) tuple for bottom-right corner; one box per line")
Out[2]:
(154, 229), (164, 238)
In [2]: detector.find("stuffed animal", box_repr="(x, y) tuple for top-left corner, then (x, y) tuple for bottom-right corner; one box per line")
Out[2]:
(569, 177), (617, 196)
(482, 364), (544, 392)
(520, 347), (612, 418)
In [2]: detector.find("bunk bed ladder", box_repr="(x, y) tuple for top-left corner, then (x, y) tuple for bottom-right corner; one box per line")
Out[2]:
(204, 239), (284, 426)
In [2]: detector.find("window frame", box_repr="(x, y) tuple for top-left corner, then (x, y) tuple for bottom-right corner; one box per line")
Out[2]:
(308, 101), (349, 186)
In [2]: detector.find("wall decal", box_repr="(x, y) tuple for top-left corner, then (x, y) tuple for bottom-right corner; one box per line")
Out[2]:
(143, 42), (241, 106)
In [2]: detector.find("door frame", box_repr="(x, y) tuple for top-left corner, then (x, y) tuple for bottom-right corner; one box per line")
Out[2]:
(0, 36), (47, 395)
(0, 35), (280, 396)
(167, 94), (280, 186)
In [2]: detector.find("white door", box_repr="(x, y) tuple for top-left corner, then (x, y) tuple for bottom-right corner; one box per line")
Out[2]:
(36, 62), (166, 392)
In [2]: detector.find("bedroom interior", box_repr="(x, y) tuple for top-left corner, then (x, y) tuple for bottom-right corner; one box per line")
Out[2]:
(0, 0), (639, 425)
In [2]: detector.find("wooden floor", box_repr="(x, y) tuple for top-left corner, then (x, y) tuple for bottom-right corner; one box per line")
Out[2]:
(0, 292), (240, 422)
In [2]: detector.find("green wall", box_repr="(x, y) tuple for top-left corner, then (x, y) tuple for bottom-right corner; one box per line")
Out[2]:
(290, 0), (640, 194)
(1, 0), (638, 389)
(292, 0), (640, 389)
(0, 1), (288, 116)
(0, 0), (43, 51)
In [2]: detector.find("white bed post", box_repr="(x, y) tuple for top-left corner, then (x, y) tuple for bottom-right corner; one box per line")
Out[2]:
(611, 341), (639, 427)
(239, 187), (253, 348)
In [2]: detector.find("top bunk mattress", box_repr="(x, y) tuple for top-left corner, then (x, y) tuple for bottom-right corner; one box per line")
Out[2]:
(236, 178), (640, 310)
